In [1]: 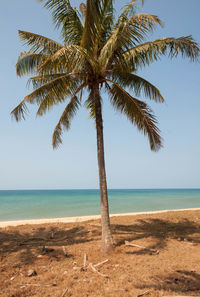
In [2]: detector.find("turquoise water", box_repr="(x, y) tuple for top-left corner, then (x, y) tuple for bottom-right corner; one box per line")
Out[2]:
(0, 189), (200, 221)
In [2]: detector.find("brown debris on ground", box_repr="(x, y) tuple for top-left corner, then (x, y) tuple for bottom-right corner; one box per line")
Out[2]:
(0, 210), (200, 297)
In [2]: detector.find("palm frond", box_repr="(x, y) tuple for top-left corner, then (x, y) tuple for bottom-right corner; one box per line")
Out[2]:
(36, 79), (81, 116)
(11, 102), (29, 122)
(26, 74), (74, 104)
(99, 13), (162, 70)
(37, 0), (83, 44)
(11, 74), (81, 121)
(123, 36), (200, 68)
(114, 0), (145, 28)
(14, 0), (199, 154)
(27, 72), (86, 89)
(52, 96), (80, 148)
(52, 83), (88, 148)
(120, 0), (138, 19)
(107, 81), (162, 151)
(39, 45), (97, 74)
(81, 0), (102, 52)
(108, 73), (164, 102)
(27, 73), (68, 89)
(132, 13), (163, 31)
(19, 30), (63, 54)
(16, 52), (49, 77)
(99, 0), (114, 43)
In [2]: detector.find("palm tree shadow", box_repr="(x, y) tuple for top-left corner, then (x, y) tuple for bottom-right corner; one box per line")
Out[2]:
(1, 218), (200, 264)
(0, 224), (101, 265)
(112, 218), (200, 254)
(136, 270), (200, 293)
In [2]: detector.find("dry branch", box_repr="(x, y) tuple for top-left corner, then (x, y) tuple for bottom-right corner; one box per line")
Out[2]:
(89, 263), (109, 278)
(125, 241), (159, 254)
(94, 259), (109, 267)
(20, 283), (55, 287)
(72, 255), (109, 277)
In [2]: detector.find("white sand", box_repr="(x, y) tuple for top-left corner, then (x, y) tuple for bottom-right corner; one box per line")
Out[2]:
(0, 208), (199, 228)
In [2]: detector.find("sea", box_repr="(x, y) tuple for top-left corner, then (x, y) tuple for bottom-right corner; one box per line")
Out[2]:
(0, 189), (200, 222)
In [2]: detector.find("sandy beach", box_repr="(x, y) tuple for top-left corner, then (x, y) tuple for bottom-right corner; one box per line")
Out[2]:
(1, 208), (200, 297)
(0, 207), (200, 228)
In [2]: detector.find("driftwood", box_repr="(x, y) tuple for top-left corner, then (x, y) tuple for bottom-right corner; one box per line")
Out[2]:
(88, 263), (109, 278)
(125, 241), (159, 254)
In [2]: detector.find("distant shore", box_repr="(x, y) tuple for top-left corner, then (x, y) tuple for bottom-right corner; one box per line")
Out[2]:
(1, 207), (200, 228)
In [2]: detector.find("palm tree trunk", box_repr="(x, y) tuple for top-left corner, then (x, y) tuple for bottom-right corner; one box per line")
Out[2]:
(94, 85), (114, 253)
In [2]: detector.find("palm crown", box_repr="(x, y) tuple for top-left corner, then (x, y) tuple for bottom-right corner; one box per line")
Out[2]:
(12, 0), (199, 151)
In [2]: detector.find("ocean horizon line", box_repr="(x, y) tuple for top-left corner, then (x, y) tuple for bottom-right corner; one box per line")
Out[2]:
(1, 187), (200, 191)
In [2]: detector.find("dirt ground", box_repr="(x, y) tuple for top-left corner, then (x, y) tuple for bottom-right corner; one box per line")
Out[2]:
(0, 210), (200, 297)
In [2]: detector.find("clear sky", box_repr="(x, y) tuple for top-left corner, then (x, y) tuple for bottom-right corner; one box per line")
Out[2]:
(0, 0), (200, 190)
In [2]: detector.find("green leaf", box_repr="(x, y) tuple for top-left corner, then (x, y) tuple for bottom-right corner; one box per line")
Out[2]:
(52, 82), (88, 148)
(16, 52), (49, 77)
(99, 13), (163, 70)
(38, 0), (83, 44)
(107, 81), (162, 151)
(109, 73), (164, 102)
(123, 36), (200, 69)
(18, 30), (62, 53)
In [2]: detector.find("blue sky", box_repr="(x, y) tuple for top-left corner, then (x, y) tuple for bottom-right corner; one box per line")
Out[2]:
(0, 0), (200, 190)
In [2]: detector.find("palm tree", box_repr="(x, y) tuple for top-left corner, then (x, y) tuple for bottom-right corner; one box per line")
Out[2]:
(12, 0), (199, 253)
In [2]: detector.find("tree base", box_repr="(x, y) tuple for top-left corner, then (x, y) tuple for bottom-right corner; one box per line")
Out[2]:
(101, 242), (115, 254)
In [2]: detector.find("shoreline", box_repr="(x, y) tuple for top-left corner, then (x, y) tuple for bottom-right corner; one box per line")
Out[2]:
(0, 207), (200, 228)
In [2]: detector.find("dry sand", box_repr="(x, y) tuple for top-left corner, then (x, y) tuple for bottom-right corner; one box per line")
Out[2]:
(1, 208), (200, 228)
(1, 209), (200, 297)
